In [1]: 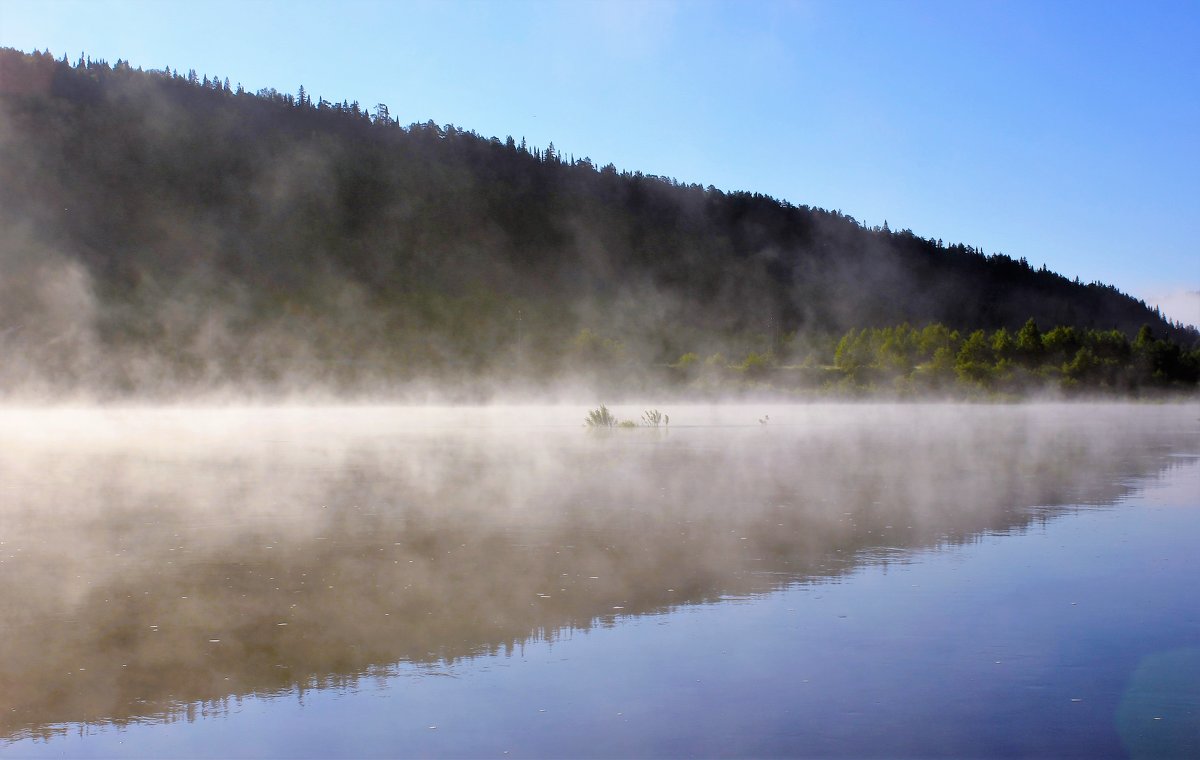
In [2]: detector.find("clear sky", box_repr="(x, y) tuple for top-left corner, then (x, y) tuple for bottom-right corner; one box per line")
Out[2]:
(2, 0), (1197, 327)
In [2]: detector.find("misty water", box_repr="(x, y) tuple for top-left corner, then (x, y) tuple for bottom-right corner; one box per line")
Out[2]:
(1, 403), (1197, 758)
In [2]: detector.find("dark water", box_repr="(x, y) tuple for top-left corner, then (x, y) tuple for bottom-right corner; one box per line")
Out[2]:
(1, 403), (1197, 758)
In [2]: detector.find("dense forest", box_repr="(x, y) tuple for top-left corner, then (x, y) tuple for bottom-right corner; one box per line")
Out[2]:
(0, 47), (1196, 398)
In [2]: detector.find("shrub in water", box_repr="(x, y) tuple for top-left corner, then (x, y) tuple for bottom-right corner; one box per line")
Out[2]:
(585, 404), (618, 428)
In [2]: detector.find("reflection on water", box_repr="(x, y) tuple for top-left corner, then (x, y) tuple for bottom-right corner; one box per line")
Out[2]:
(0, 403), (1196, 750)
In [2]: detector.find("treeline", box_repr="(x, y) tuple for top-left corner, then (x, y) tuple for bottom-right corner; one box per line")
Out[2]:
(829, 319), (1199, 395)
(646, 320), (1199, 397)
(0, 47), (1196, 397)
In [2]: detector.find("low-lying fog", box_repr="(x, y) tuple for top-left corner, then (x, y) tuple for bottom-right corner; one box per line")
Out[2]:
(1, 402), (1196, 744)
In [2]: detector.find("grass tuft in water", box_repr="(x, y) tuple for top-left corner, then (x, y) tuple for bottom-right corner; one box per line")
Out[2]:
(585, 404), (619, 428)
(642, 409), (669, 428)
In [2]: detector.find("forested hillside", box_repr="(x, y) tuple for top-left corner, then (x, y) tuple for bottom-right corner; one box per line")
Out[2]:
(0, 47), (1195, 397)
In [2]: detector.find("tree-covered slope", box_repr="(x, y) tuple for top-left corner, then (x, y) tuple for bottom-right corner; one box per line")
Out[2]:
(0, 48), (1193, 395)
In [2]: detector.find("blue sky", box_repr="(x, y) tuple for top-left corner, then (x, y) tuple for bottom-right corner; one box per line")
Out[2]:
(2, 0), (1197, 326)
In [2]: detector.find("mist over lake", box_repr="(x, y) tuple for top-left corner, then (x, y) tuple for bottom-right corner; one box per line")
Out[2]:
(3, 3), (1199, 756)
(2, 402), (1197, 757)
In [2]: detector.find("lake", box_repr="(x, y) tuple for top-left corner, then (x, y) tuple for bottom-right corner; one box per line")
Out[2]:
(1, 403), (1197, 758)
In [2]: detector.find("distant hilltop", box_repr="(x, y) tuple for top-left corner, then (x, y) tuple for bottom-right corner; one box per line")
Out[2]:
(0, 47), (1195, 398)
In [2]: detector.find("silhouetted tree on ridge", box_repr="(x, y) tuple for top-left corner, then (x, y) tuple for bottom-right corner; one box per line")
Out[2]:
(0, 46), (1194, 396)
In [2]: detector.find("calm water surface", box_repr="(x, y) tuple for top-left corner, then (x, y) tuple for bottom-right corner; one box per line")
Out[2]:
(1, 403), (1197, 758)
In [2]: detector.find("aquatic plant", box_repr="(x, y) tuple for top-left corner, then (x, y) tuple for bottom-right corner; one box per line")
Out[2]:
(641, 409), (668, 427)
(585, 404), (618, 428)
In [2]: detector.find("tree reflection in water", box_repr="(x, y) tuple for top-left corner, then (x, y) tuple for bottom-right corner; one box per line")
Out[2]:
(0, 403), (1192, 741)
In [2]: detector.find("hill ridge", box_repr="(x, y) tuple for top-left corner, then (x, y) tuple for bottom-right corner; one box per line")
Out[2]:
(0, 46), (1195, 396)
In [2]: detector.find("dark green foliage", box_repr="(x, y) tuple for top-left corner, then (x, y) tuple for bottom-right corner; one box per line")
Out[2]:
(820, 320), (1198, 396)
(0, 47), (1196, 396)
(1132, 326), (1200, 387)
